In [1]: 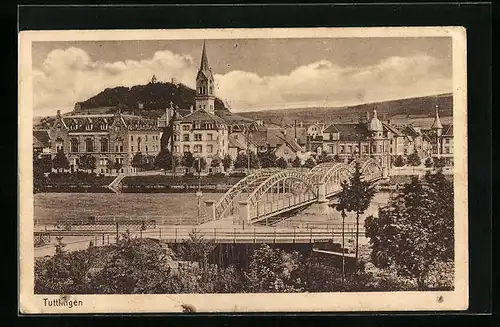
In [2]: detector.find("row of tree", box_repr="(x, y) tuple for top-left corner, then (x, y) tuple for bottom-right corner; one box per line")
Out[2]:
(392, 153), (447, 168)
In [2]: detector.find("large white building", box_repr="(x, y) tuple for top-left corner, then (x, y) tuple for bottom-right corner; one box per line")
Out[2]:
(171, 42), (229, 169)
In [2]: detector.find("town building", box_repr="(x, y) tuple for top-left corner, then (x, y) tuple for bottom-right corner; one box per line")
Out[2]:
(170, 41), (230, 170)
(425, 106), (454, 166)
(48, 110), (161, 174)
(33, 130), (52, 157)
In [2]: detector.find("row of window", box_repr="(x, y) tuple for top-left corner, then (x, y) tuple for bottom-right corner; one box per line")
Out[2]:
(130, 145), (159, 153)
(176, 123), (217, 131)
(173, 144), (214, 153)
(326, 144), (385, 154)
(130, 135), (159, 142)
(175, 133), (215, 142)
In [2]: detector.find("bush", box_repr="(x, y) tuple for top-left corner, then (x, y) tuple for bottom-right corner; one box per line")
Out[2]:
(229, 172), (247, 178)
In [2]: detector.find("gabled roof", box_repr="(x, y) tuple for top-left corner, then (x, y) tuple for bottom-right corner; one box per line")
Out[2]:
(228, 133), (247, 150)
(334, 123), (369, 141)
(59, 113), (159, 132)
(248, 131), (268, 147)
(33, 130), (50, 148)
(276, 134), (303, 152)
(179, 109), (227, 128)
(442, 124), (453, 136)
(382, 123), (404, 137)
(323, 124), (340, 133)
(402, 125), (421, 137)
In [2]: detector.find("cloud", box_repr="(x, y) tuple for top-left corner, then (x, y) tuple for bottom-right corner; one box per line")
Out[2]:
(215, 54), (452, 111)
(33, 47), (196, 114)
(33, 47), (452, 115)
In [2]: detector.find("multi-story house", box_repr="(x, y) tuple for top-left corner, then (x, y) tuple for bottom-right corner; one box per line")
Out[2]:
(425, 106), (454, 166)
(170, 41), (230, 169)
(320, 110), (392, 170)
(48, 110), (161, 174)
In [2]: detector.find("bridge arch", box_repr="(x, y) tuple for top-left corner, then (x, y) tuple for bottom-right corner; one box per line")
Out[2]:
(214, 169), (281, 219)
(247, 170), (317, 208)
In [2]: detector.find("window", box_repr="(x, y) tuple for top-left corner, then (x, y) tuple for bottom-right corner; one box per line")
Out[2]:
(340, 145), (345, 153)
(183, 145), (190, 152)
(70, 138), (79, 153)
(115, 126), (120, 132)
(137, 137), (142, 152)
(363, 145), (369, 153)
(194, 145), (202, 153)
(55, 138), (64, 152)
(101, 138), (109, 152)
(131, 136), (134, 141)
(195, 123), (201, 129)
(174, 146), (179, 153)
(145, 146), (148, 152)
(173, 134), (179, 141)
(115, 138), (124, 153)
(182, 125), (190, 131)
(183, 134), (190, 142)
(378, 145), (382, 153)
(194, 134), (202, 141)
(329, 145), (334, 153)
(131, 146), (134, 153)
(207, 145), (213, 153)
(145, 135), (148, 141)
(347, 145), (352, 153)
(85, 138), (94, 153)
(207, 133), (213, 141)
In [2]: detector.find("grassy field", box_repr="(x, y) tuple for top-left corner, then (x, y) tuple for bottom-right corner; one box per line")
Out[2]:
(34, 192), (222, 223)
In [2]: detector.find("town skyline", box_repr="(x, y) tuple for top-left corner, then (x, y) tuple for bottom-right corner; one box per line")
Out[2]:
(32, 37), (452, 117)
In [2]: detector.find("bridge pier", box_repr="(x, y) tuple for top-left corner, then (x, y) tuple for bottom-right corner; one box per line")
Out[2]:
(316, 182), (329, 215)
(204, 200), (216, 221)
(238, 200), (251, 224)
(382, 167), (389, 178)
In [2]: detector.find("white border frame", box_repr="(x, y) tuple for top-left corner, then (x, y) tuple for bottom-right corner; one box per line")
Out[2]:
(19, 27), (468, 313)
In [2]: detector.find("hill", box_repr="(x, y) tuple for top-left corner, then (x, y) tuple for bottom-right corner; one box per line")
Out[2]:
(238, 93), (453, 126)
(75, 81), (228, 117)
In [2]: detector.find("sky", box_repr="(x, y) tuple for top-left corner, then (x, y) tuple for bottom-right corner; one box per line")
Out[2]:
(31, 37), (452, 116)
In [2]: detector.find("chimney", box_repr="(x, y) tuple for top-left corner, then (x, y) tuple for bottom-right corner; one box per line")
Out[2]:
(56, 110), (61, 119)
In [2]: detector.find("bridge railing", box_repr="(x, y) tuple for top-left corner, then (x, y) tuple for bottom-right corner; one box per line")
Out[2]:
(249, 191), (316, 221)
(35, 226), (363, 246)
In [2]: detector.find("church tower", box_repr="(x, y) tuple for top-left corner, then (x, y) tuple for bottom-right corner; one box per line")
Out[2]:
(195, 41), (216, 114)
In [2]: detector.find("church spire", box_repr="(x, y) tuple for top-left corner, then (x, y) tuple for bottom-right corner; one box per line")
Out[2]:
(200, 40), (210, 72)
(431, 104), (443, 130)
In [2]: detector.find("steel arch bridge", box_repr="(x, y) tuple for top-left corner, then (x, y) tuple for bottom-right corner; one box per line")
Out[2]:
(212, 158), (383, 223)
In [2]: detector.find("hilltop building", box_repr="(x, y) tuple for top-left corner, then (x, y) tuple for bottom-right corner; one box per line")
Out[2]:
(48, 110), (161, 174)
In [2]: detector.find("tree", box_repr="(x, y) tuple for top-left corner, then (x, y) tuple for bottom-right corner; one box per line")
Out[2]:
(131, 152), (144, 169)
(303, 157), (316, 169)
(181, 151), (195, 169)
(292, 156), (302, 168)
(154, 148), (173, 171)
(52, 150), (69, 172)
(424, 157), (434, 168)
(317, 151), (332, 164)
(210, 157), (222, 173)
(233, 152), (251, 171)
(222, 154), (233, 172)
(364, 173), (454, 290)
(433, 157), (446, 169)
(176, 229), (216, 272)
(333, 154), (342, 163)
(33, 154), (51, 193)
(248, 151), (260, 169)
(244, 244), (303, 293)
(91, 233), (174, 294)
(407, 152), (421, 167)
(78, 154), (97, 173)
(331, 178), (351, 281)
(193, 157), (206, 173)
(258, 150), (277, 168)
(393, 155), (405, 167)
(276, 157), (288, 169)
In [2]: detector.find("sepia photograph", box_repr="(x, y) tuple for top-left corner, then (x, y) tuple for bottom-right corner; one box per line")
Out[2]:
(19, 27), (468, 313)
